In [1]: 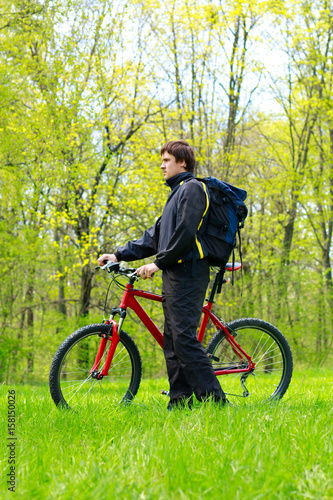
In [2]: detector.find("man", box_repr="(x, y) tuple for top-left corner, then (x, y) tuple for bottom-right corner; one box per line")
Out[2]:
(98, 140), (225, 409)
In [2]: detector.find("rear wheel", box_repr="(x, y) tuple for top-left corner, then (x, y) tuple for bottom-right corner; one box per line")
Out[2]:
(206, 318), (293, 404)
(49, 323), (142, 411)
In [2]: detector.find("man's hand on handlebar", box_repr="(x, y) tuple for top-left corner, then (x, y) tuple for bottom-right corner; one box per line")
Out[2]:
(137, 263), (160, 280)
(97, 254), (160, 280)
(97, 253), (118, 267)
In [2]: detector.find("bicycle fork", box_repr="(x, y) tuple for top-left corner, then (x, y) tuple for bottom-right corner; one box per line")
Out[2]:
(90, 315), (124, 380)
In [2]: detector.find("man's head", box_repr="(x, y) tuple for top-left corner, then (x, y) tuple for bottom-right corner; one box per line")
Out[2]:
(160, 140), (195, 180)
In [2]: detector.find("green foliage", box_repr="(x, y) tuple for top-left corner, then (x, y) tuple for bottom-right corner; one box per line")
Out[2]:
(0, 0), (332, 380)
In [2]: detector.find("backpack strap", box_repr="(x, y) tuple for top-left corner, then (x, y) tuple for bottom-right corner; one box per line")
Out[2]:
(237, 224), (244, 295)
(176, 179), (209, 273)
(195, 181), (209, 259)
(191, 180), (209, 275)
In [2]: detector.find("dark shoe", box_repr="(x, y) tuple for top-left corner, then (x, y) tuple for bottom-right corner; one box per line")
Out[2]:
(167, 396), (193, 411)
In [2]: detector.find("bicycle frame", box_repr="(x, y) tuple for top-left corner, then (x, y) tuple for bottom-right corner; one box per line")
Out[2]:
(91, 272), (255, 379)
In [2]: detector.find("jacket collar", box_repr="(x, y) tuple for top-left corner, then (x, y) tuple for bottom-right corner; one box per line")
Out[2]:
(165, 171), (194, 190)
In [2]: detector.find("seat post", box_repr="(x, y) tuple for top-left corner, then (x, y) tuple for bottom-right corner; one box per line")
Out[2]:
(208, 268), (225, 303)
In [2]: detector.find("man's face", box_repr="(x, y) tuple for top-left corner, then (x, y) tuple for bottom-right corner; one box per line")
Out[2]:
(160, 152), (187, 180)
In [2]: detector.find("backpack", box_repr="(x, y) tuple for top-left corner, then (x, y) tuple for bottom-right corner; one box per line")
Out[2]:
(196, 177), (248, 268)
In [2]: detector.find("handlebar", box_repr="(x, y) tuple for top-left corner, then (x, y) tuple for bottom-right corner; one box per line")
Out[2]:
(96, 260), (242, 277)
(95, 261), (138, 278)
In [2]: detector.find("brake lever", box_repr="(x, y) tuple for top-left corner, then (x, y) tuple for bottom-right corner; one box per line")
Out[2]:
(95, 261), (119, 272)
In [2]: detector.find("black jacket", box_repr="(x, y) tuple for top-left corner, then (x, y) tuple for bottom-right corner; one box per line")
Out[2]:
(115, 172), (208, 270)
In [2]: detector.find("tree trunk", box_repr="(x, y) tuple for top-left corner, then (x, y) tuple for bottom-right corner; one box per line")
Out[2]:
(26, 283), (34, 373)
(222, 14), (252, 180)
(76, 208), (93, 317)
(171, 5), (184, 138)
(54, 228), (67, 316)
(79, 264), (93, 317)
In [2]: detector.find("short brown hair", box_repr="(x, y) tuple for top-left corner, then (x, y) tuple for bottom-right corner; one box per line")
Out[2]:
(160, 140), (196, 172)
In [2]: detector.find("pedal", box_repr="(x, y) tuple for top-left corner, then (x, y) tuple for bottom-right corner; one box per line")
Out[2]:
(160, 390), (170, 396)
(207, 353), (220, 362)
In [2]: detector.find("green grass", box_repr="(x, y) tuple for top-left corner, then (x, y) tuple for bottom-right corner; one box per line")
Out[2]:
(1, 369), (333, 499)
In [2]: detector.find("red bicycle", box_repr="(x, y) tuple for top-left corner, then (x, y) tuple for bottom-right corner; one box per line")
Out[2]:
(49, 261), (293, 410)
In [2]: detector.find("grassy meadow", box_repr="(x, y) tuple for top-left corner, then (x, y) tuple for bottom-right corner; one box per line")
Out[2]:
(1, 369), (333, 499)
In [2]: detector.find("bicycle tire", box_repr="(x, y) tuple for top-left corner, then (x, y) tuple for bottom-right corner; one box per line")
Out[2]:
(206, 318), (293, 404)
(49, 323), (142, 410)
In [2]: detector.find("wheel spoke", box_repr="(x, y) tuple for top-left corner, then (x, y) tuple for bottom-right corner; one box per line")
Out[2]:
(251, 332), (265, 359)
(253, 341), (278, 364)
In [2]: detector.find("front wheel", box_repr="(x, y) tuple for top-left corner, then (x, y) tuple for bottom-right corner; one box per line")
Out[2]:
(206, 318), (293, 404)
(49, 323), (142, 411)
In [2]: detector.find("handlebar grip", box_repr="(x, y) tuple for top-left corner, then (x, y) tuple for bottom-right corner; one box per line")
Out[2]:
(96, 261), (120, 272)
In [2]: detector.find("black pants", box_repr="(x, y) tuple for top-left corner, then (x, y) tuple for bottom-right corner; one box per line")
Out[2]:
(162, 260), (224, 402)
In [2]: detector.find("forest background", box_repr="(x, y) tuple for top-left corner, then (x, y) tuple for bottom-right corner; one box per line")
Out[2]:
(0, 0), (332, 383)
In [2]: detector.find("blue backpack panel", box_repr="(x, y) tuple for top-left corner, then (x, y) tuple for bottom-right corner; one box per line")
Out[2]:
(197, 177), (248, 267)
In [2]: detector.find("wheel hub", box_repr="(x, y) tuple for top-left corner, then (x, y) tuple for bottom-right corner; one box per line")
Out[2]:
(90, 370), (104, 380)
